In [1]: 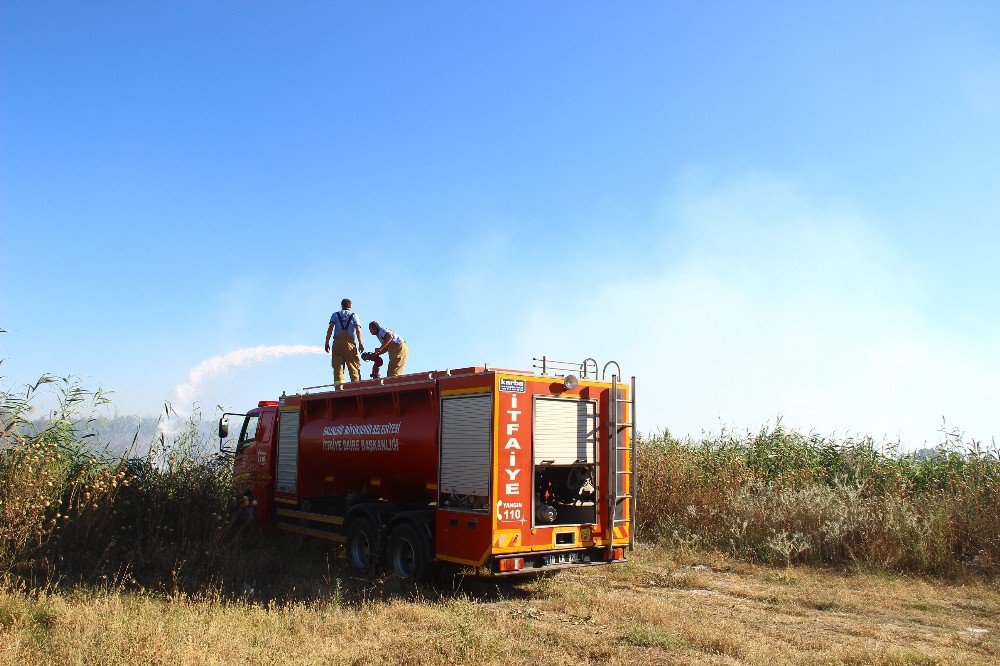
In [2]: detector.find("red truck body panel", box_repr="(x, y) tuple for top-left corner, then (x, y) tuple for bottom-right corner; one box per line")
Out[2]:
(232, 365), (633, 575)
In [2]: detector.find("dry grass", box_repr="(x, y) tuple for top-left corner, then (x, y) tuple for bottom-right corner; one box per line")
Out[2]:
(4, 375), (999, 586)
(638, 427), (1000, 575)
(1, 545), (997, 665)
(1, 376), (246, 590)
(3, 372), (1000, 664)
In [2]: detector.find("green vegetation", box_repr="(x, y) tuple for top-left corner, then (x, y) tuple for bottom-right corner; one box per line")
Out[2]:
(637, 425), (999, 574)
(2, 371), (999, 664)
(1, 375), (245, 592)
(2, 373), (998, 593)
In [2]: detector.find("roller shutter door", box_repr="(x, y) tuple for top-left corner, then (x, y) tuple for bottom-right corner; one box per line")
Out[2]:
(440, 395), (492, 496)
(533, 398), (596, 465)
(275, 410), (300, 494)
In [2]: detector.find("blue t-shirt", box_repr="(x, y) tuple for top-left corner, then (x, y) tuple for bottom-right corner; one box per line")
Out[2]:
(330, 310), (359, 336)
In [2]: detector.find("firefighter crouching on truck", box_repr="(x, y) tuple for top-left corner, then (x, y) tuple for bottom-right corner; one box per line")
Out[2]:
(324, 298), (365, 382)
(368, 321), (408, 377)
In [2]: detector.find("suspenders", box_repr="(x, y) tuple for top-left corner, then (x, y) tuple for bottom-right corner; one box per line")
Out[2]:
(335, 310), (354, 334)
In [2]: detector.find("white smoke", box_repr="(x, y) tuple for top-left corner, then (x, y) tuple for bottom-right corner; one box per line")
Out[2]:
(159, 344), (326, 438)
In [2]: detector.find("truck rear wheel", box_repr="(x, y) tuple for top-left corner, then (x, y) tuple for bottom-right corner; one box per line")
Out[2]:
(244, 493), (256, 523)
(386, 523), (432, 581)
(346, 517), (379, 573)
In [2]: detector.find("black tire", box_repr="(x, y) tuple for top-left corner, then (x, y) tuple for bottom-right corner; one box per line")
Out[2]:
(386, 522), (433, 581)
(346, 517), (380, 573)
(244, 493), (257, 523)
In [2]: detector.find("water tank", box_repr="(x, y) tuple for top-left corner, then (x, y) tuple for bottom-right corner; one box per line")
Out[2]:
(296, 384), (439, 502)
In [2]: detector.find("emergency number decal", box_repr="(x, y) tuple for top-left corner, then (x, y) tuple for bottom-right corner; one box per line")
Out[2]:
(499, 379), (525, 393)
(497, 389), (528, 527)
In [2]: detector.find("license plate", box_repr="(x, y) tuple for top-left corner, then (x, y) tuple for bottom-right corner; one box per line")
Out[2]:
(544, 552), (580, 566)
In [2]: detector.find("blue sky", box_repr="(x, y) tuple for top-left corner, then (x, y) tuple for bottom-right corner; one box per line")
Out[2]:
(2, 1), (999, 445)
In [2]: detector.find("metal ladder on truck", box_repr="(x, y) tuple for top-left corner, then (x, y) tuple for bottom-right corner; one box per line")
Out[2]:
(607, 375), (637, 554)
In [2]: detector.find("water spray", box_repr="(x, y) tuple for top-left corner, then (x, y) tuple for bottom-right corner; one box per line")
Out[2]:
(159, 344), (326, 439)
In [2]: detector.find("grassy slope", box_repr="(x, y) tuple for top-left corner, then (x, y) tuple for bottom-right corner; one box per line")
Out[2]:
(2, 545), (998, 666)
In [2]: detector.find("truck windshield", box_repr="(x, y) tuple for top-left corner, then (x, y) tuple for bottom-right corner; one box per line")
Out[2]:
(237, 415), (259, 452)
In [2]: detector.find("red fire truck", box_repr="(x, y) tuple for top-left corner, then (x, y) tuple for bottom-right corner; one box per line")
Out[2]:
(219, 358), (635, 579)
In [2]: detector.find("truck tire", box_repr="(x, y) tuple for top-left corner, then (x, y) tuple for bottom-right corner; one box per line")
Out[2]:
(346, 517), (379, 573)
(386, 522), (433, 581)
(239, 492), (258, 524)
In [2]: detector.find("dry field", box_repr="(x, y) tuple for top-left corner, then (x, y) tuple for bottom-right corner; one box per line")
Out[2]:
(3, 378), (998, 664)
(1, 544), (997, 666)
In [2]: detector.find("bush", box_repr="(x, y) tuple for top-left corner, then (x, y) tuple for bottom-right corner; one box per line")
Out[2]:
(636, 424), (1000, 574)
(1, 375), (246, 590)
(3, 371), (997, 587)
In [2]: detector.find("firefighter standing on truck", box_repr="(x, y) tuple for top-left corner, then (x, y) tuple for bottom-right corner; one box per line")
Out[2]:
(368, 321), (408, 376)
(325, 299), (364, 382)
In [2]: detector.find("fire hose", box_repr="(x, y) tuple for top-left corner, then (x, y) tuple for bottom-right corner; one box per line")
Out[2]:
(361, 351), (384, 378)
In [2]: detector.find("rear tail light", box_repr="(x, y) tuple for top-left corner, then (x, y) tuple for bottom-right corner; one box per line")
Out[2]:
(603, 547), (626, 561)
(498, 557), (525, 572)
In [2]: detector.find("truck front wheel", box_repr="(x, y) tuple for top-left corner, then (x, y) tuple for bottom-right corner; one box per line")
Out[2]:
(346, 517), (379, 573)
(386, 523), (432, 581)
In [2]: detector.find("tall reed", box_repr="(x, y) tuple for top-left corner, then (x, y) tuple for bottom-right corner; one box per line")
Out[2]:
(1, 374), (250, 590)
(636, 423), (999, 574)
(4, 372), (998, 587)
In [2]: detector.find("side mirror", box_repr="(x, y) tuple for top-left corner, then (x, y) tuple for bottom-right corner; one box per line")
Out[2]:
(217, 412), (245, 455)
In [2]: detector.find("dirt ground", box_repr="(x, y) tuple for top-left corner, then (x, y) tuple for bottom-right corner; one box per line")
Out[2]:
(1, 544), (997, 665)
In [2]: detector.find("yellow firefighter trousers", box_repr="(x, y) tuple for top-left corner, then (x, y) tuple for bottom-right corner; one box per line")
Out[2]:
(386, 341), (408, 377)
(332, 331), (361, 382)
